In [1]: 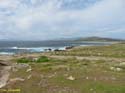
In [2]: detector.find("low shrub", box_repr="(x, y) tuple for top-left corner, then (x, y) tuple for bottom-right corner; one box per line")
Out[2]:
(17, 56), (50, 63)
(36, 56), (49, 63)
(17, 57), (31, 63)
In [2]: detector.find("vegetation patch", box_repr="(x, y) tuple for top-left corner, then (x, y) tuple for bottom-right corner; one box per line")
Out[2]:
(17, 57), (32, 63)
(5, 43), (125, 93)
(49, 43), (125, 58)
(17, 56), (50, 63)
(36, 56), (49, 63)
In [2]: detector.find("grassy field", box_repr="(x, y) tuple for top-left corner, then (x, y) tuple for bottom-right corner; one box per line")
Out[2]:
(48, 43), (125, 58)
(2, 43), (125, 93)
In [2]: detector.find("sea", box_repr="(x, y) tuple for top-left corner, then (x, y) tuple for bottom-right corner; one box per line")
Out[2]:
(0, 41), (113, 55)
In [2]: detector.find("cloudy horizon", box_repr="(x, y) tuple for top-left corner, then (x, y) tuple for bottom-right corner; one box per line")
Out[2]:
(0, 0), (125, 40)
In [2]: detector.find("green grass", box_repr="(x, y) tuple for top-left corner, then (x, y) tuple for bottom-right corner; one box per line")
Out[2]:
(17, 57), (32, 63)
(36, 56), (49, 63)
(8, 57), (125, 93)
(48, 43), (125, 58)
(17, 56), (50, 63)
(5, 43), (125, 93)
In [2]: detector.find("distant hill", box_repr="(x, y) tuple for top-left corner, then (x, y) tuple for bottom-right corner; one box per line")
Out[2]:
(0, 37), (124, 42)
(74, 37), (125, 42)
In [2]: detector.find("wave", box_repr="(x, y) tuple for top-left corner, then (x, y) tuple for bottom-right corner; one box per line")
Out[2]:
(0, 52), (14, 55)
(10, 46), (66, 51)
(0, 46), (66, 55)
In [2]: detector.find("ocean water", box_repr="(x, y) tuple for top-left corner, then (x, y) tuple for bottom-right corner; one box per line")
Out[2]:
(0, 41), (112, 55)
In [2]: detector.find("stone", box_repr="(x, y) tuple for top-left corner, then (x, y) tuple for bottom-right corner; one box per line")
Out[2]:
(67, 76), (75, 81)
(9, 78), (25, 82)
(116, 68), (122, 71)
(27, 75), (32, 79)
(26, 68), (32, 72)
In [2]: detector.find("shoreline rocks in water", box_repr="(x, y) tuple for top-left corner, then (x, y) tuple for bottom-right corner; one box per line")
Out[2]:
(65, 46), (74, 50)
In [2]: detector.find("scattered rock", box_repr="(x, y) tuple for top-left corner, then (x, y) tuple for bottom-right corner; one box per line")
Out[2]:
(11, 67), (18, 72)
(90, 88), (94, 91)
(67, 67), (70, 71)
(67, 76), (75, 81)
(27, 75), (32, 79)
(86, 77), (89, 80)
(110, 66), (122, 71)
(110, 67), (115, 70)
(119, 62), (125, 66)
(0, 66), (11, 88)
(111, 77), (116, 80)
(0, 62), (8, 66)
(40, 74), (44, 78)
(26, 68), (32, 72)
(116, 68), (122, 71)
(33, 58), (38, 61)
(14, 63), (29, 69)
(64, 74), (68, 77)
(9, 78), (25, 82)
(48, 74), (55, 78)
(97, 53), (102, 56)
(94, 77), (97, 81)
(38, 80), (42, 86)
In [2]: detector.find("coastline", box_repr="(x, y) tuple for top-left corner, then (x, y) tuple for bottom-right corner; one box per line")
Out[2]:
(0, 41), (117, 56)
(0, 42), (125, 92)
(0, 42), (120, 62)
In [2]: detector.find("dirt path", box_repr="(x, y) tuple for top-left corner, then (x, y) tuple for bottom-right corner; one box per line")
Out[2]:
(49, 55), (125, 62)
(0, 66), (11, 88)
(13, 53), (125, 62)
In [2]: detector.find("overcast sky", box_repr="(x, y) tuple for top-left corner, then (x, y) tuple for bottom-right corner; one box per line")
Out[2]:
(0, 0), (125, 40)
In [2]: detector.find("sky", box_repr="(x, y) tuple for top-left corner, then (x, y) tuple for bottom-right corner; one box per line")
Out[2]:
(0, 0), (125, 40)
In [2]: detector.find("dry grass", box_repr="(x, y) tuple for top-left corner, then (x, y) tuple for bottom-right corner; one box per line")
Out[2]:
(2, 43), (125, 93)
